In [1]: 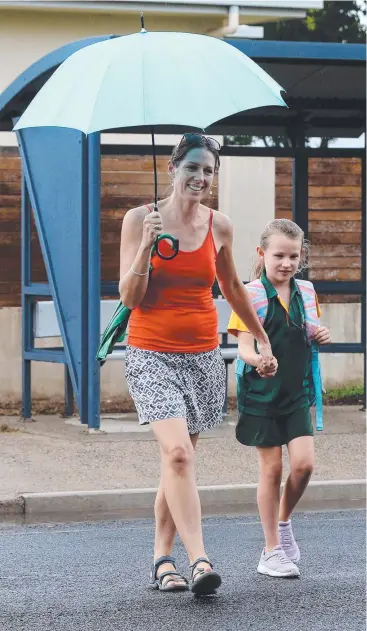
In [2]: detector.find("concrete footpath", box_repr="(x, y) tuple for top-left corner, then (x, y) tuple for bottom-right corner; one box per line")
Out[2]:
(0, 406), (365, 522)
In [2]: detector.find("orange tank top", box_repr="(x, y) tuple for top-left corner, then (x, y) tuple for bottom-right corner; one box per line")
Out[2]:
(128, 209), (218, 353)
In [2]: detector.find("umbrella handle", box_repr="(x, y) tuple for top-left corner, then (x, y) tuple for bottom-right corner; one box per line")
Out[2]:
(150, 130), (179, 260)
(152, 233), (179, 260)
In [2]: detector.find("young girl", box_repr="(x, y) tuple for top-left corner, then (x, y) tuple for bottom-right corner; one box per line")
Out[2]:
(228, 219), (331, 578)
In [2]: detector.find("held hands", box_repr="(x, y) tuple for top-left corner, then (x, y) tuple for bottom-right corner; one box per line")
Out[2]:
(256, 338), (278, 379)
(256, 355), (278, 379)
(142, 210), (163, 248)
(313, 326), (332, 346)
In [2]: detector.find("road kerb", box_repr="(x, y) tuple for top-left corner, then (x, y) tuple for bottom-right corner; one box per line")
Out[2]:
(15, 479), (366, 523)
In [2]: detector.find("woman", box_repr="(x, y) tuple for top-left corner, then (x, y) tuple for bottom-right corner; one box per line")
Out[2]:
(119, 133), (273, 596)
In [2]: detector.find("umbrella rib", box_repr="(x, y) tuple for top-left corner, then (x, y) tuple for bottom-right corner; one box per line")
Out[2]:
(141, 34), (157, 207)
(86, 52), (118, 133)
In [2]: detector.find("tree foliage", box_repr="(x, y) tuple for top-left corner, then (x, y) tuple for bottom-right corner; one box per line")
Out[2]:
(225, 2), (366, 148)
(263, 1), (366, 44)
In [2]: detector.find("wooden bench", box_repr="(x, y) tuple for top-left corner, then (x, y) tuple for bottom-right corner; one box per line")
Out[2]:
(33, 298), (238, 415)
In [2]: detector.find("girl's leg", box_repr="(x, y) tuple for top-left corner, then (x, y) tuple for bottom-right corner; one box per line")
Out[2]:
(256, 446), (300, 577)
(256, 446), (283, 550)
(153, 433), (199, 585)
(151, 418), (212, 575)
(279, 435), (315, 521)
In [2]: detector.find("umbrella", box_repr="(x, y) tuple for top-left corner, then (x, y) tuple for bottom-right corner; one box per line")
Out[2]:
(14, 16), (286, 212)
(96, 300), (131, 366)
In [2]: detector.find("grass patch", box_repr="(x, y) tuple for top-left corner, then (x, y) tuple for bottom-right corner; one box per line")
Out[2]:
(0, 397), (137, 417)
(228, 384), (365, 409)
(323, 383), (364, 406)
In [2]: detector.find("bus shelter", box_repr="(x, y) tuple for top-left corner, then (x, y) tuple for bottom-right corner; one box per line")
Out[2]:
(0, 36), (365, 428)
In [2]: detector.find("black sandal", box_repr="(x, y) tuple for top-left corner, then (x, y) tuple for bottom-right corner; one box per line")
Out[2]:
(189, 557), (222, 596)
(149, 555), (189, 592)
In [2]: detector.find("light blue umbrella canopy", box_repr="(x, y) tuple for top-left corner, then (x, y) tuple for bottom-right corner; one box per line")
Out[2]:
(14, 30), (286, 134)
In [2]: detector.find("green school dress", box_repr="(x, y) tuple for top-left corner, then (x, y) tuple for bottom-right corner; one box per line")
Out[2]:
(230, 272), (314, 447)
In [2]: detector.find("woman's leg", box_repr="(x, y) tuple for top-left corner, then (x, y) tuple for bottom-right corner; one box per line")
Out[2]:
(256, 446), (283, 550)
(279, 435), (315, 521)
(151, 418), (211, 573)
(153, 433), (199, 585)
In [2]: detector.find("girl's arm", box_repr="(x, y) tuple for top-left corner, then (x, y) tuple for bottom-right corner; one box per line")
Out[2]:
(313, 327), (332, 345)
(238, 332), (278, 377)
(213, 212), (272, 359)
(118, 207), (163, 309)
(238, 331), (261, 367)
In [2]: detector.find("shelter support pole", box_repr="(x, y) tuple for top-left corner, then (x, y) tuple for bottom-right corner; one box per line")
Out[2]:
(80, 135), (89, 425)
(361, 152), (366, 411)
(87, 133), (101, 429)
(292, 130), (309, 276)
(63, 364), (74, 417)
(21, 173), (33, 419)
(79, 132), (101, 428)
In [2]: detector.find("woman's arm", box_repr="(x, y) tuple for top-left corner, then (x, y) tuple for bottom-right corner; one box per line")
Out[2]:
(214, 212), (272, 359)
(118, 207), (163, 309)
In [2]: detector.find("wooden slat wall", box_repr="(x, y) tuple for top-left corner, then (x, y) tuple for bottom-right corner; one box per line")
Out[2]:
(0, 151), (361, 307)
(276, 158), (362, 297)
(0, 149), (47, 306)
(0, 150), (219, 306)
(0, 149), (21, 306)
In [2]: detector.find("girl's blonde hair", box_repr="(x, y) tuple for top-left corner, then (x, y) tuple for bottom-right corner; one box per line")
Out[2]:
(252, 218), (309, 279)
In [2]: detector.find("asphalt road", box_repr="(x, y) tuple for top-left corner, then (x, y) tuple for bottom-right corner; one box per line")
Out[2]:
(0, 510), (365, 631)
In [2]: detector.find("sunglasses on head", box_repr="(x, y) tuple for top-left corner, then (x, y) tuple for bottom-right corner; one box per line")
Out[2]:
(180, 133), (221, 152)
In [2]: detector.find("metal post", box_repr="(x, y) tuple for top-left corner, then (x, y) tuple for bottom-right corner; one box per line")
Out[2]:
(63, 364), (74, 417)
(87, 132), (101, 429)
(21, 172), (33, 419)
(292, 132), (309, 280)
(361, 153), (366, 410)
(80, 134), (89, 425)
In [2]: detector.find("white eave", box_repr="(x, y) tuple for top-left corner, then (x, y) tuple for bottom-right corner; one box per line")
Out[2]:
(0, 0), (325, 20)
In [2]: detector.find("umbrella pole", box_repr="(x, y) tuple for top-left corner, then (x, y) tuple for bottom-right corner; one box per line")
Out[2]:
(151, 127), (158, 211)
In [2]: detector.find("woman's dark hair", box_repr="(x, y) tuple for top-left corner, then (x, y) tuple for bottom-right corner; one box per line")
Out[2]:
(170, 133), (221, 171)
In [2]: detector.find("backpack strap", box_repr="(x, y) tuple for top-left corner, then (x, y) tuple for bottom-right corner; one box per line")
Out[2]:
(245, 279), (269, 326)
(296, 280), (324, 431)
(311, 343), (324, 431)
(296, 279), (320, 345)
(235, 280), (268, 390)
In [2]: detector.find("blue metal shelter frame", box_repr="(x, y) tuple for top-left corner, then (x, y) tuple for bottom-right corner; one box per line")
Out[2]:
(0, 37), (365, 428)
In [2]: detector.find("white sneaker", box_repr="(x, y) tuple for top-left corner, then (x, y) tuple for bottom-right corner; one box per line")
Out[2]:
(279, 520), (301, 563)
(257, 545), (300, 578)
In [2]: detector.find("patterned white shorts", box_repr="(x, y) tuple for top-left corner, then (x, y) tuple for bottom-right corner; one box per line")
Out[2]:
(125, 345), (226, 434)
